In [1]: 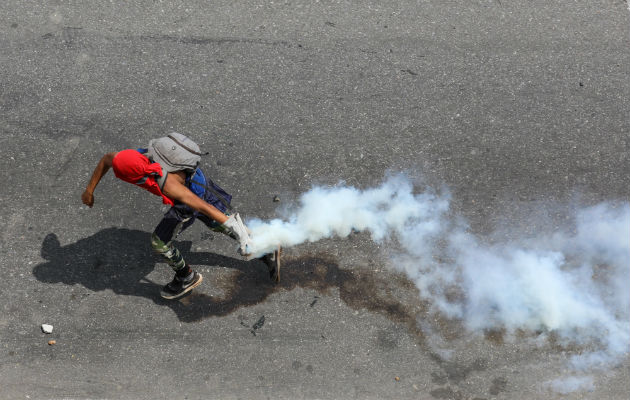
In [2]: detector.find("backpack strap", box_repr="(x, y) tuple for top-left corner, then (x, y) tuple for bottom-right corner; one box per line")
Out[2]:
(156, 167), (168, 191)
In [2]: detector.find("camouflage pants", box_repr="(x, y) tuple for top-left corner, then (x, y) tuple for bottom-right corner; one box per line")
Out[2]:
(151, 206), (231, 273)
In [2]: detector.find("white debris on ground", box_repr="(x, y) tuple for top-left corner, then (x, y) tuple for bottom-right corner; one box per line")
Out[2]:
(41, 324), (53, 334)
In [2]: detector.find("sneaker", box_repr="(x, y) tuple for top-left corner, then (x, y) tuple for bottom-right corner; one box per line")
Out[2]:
(259, 247), (281, 283)
(160, 271), (203, 299)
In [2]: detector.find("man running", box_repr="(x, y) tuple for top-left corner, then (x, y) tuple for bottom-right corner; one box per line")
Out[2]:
(81, 132), (280, 299)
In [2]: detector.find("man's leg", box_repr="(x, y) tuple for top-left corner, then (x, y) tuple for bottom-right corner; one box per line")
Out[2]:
(152, 212), (203, 299)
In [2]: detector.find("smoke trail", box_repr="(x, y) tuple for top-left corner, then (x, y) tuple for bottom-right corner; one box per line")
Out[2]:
(246, 175), (630, 387)
(247, 175), (450, 257)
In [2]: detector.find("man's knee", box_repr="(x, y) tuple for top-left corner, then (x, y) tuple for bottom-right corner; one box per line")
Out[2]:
(151, 233), (171, 255)
(151, 232), (185, 270)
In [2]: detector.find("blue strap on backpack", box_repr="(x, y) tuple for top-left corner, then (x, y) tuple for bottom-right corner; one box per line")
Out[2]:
(186, 168), (233, 213)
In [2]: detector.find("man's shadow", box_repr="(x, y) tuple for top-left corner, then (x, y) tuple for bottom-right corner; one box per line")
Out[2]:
(33, 228), (427, 328)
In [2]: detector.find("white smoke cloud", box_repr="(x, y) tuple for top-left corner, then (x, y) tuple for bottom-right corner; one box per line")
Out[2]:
(246, 175), (630, 388)
(247, 174), (450, 257)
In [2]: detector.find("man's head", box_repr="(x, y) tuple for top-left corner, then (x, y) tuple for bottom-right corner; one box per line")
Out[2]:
(112, 149), (162, 184)
(111, 149), (174, 205)
(147, 132), (203, 172)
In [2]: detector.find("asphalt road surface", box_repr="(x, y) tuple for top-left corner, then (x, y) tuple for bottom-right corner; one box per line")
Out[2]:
(1, 1), (628, 399)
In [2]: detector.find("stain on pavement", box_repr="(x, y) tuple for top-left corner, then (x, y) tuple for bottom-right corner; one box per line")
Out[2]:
(33, 229), (434, 332)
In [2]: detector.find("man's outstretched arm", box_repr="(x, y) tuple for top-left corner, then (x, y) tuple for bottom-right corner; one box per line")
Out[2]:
(162, 174), (252, 254)
(82, 152), (117, 208)
(161, 174), (228, 223)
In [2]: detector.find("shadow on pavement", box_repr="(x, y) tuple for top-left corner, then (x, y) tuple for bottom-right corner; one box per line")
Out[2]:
(32, 228), (429, 334)
(32, 229), (508, 394)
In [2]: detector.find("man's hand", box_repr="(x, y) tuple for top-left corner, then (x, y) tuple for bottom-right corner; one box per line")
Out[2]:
(82, 152), (116, 209)
(223, 213), (254, 256)
(81, 190), (94, 207)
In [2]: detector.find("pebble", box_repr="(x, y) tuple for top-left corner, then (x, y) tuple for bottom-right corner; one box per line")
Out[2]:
(48, 340), (56, 346)
(41, 324), (53, 334)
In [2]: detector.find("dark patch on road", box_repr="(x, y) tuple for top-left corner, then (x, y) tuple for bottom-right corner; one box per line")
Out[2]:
(429, 355), (488, 385)
(377, 327), (401, 351)
(250, 315), (265, 336)
(489, 377), (508, 395)
(39, 27), (89, 50)
(61, 27), (83, 48)
(483, 328), (505, 345)
(199, 232), (214, 241)
(431, 371), (448, 385)
(35, 114), (103, 141)
(0, 90), (40, 112)
(32, 229), (441, 345)
(132, 34), (293, 48)
(430, 386), (462, 399)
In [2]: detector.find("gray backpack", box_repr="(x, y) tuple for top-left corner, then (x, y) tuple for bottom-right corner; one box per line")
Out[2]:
(146, 132), (206, 172)
(147, 133), (233, 212)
